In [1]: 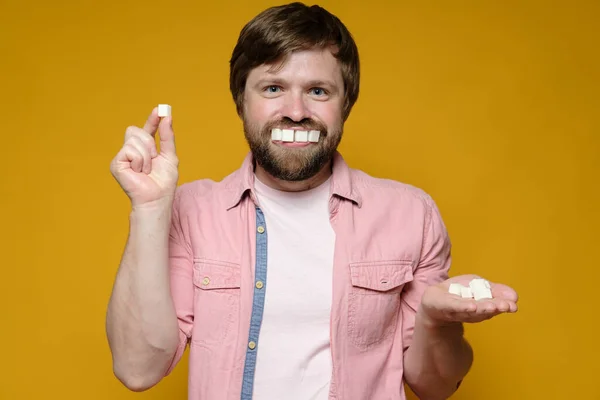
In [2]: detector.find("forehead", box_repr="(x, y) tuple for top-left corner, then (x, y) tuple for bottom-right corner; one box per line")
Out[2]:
(248, 47), (343, 84)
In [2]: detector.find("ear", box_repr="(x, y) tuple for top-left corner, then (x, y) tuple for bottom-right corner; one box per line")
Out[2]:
(236, 92), (245, 119)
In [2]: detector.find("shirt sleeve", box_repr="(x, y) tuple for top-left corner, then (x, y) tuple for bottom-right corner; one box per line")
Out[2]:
(164, 188), (195, 376)
(400, 196), (452, 350)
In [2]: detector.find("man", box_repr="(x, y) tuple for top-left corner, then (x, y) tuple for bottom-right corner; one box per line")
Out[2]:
(106, 3), (518, 400)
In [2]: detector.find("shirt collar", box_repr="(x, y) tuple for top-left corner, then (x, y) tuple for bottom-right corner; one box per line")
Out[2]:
(224, 151), (362, 210)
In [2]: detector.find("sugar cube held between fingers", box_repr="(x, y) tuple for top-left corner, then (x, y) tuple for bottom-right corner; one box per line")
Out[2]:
(158, 104), (171, 117)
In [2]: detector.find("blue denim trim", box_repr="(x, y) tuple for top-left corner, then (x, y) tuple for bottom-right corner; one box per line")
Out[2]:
(240, 207), (268, 399)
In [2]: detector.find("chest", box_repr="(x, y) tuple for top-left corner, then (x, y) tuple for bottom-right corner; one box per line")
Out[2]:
(186, 196), (423, 363)
(187, 197), (423, 297)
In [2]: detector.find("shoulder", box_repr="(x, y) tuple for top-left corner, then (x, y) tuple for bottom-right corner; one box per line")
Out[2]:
(349, 168), (450, 245)
(172, 178), (218, 204)
(350, 167), (438, 209)
(172, 167), (242, 211)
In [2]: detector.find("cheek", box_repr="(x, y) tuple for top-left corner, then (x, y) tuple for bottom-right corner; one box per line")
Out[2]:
(314, 104), (343, 128)
(247, 101), (280, 128)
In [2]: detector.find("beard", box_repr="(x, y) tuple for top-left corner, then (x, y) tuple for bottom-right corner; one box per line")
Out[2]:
(243, 116), (342, 182)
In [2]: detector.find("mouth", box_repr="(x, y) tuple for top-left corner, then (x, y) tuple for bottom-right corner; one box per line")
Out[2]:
(270, 128), (321, 147)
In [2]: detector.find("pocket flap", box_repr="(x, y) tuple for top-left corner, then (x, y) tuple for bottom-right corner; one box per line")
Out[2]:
(193, 260), (241, 290)
(350, 260), (414, 292)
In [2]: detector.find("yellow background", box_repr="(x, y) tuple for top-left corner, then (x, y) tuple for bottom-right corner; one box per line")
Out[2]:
(1, 0), (598, 399)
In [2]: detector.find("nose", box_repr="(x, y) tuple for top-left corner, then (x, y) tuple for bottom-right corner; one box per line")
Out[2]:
(283, 92), (311, 122)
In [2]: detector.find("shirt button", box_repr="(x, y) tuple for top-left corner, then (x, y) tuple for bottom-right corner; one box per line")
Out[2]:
(255, 281), (264, 289)
(257, 226), (265, 233)
(202, 277), (210, 285)
(248, 341), (256, 350)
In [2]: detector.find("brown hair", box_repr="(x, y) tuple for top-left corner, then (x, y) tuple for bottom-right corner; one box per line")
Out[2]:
(229, 2), (360, 121)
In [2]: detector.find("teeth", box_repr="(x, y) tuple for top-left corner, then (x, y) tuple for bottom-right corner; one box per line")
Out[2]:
(295, 130), (308, 142)
(308, 130), (320, 142)
(282, 129), (295, 142)
(271, 128), (282, 141)
(271, 128), (321, 143)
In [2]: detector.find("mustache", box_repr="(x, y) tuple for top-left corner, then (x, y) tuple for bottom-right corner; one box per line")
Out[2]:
(264, 118), (327, 134)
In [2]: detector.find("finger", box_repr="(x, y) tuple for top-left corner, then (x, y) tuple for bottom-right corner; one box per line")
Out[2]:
(125, 126), (158, 158)
(449, 298), (518, 323)
(493, 298), (518, 313)
(454, 311), (497, 323)
(447, 291), (517, 314)
(127, 136), (152, 174)
(474, 298), (518, 315)
(496, 299), (518, 313)
(157, 115), (176, 157)
(119, 144), (144, 173)
(458, 303), (502, 321)
(446, 305), (502, 323)
(475, 300), (499, 314)
(439, 296), (478, 313)
(142, 107), (161, 136)
(469, 314), (497, 323)
(492, 299), (511, 313)
(490, 283), (519, 303)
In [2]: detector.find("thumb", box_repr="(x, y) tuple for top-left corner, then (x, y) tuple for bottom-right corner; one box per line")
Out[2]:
(158, 116), (177, 157)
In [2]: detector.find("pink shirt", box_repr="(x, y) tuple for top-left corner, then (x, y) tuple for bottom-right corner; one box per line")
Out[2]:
(164, 151), (451, 399)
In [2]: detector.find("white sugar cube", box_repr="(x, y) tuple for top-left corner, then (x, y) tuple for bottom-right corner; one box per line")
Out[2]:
(295, 130), (308, 142)
(460, 287), (473, 299)
(448, 283), (463, 296)
(308, 130), (320, 142)
(282, 129), (294, 142)
(473, 287), (493, 300)
(271, 128), (282, 141)
(158, 104), (171, 117)
(469, 278), (490, 291)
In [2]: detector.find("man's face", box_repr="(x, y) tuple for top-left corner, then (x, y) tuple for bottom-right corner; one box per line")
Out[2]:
(242, 46), (345, 182)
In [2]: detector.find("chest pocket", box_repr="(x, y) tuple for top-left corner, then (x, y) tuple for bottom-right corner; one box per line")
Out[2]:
(347, 260), (414, 350)
(191, 259), (241, 346)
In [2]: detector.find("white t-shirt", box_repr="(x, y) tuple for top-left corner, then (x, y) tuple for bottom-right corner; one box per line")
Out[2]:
(251, 174), (335, 400)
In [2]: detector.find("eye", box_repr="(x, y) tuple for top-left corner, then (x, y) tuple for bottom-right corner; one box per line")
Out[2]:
(265, 85), (281, 93)
(310, 87), (328, 96)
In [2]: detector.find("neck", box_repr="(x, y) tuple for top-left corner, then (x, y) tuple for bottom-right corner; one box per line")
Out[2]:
(254, 160), (332, 192)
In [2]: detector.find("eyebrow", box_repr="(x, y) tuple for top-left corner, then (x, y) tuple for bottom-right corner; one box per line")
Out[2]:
(254, 78), (339, 91)
(307, 79), (338, 90)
